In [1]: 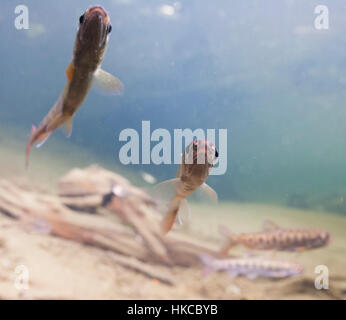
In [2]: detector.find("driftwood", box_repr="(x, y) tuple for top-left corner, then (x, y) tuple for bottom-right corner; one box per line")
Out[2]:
(0, 165), (218, 285)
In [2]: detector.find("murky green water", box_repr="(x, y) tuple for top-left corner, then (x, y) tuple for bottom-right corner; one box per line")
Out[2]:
(1, 0), (346, 214)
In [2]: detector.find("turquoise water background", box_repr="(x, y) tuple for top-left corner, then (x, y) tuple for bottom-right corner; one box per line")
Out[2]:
(1, 0), (346, 208)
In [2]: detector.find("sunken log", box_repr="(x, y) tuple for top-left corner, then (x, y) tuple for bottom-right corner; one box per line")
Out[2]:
(0, 165), (219, 284)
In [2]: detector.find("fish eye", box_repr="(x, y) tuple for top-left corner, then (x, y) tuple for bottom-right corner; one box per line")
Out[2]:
(215, 149), (219, 158)
(79, 14), (85, 25)
(107, 24), (112, 34)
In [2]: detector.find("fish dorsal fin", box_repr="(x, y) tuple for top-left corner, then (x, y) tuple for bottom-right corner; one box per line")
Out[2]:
(93, 68), (124, 95)
(194, 183), (218, 204)
(150, 178), (181, 202)
(61, 116), (73, 138)
(262, 219), (280, 232)
(65, 62), (75, 81)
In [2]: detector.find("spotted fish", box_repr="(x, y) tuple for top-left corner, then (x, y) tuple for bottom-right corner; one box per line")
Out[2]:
(219, 220), (330, 255)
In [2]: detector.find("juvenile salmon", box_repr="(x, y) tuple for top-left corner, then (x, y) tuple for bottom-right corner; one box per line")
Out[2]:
(201, 253), (304, 279)
(26, 6), (123, 167)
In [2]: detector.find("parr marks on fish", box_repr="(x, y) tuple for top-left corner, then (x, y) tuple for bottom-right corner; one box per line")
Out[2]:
(200, 253), (304, 280)
(219, 220), (330, 255)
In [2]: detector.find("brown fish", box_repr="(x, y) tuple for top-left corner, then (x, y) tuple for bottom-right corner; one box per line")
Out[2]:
(155, 139), (218, 235)
(26, 6), (123, 167)
(219, 220), (331, 255)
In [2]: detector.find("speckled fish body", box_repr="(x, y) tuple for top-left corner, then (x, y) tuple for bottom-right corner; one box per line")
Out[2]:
(237, 228), (330, 251)
(220, 221), (330, 254)
(201, 254), (304, 280)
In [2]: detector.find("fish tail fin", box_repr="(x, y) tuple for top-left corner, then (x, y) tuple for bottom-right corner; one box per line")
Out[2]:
(219, 242), (237, 257)
(25, 92), (71, 168)
(25, 125), (37, 169)
(35, 131), (52, 148)
(61, 115), (73, 138)
(160, 196), (182, 235)
(41, 93), (72, 139)
(35, 112), (72, 147)
(25, 124), (53, 168)
(218, 224), (238, 256)
(200, 252), (216, 277)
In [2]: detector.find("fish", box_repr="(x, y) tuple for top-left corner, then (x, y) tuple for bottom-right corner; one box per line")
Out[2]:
(219, 220), (331, 255)
(200, 253), (304, 280)
(25, 6), (124, 167)
(154, 139), (218, 235)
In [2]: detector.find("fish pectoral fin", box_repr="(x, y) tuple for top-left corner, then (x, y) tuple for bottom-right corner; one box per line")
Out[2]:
(61, 116), (73, 138)
(177, 199), (190, 226)
(150, 178), (181, 202)
(195, 183), (218, 204)
(93, 68), (124, 95)
(65, 62), (75, 81)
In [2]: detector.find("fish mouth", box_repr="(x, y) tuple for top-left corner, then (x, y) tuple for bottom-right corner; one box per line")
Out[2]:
(79, 6), (110, 47)
(85, 6), (110, 25)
